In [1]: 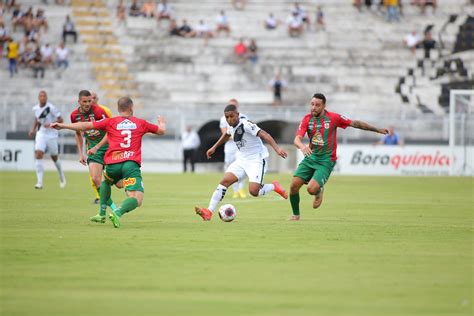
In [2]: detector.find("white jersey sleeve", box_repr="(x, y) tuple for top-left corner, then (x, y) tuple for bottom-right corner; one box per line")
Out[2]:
(219, 115), (228, 129)
(242, 120), (260, 136)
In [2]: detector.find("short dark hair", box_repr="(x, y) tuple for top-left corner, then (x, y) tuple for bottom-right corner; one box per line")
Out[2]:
(224, 104), (237, 112)
(118, 96), (133, 112)
(78, 90), (91, 98)
(312, 93), (326, 104)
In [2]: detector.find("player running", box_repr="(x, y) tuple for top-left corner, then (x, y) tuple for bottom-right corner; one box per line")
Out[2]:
(28, 90), (66, 189)
(52, 97), (166, 228)
(289, 93), (388, 220)
(195, 104), (288, 221)
(70, 90), (120, 219)
(220, 98), (247, 198)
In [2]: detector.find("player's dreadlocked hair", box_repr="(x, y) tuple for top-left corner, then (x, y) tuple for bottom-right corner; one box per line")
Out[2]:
(224, 104), (237, 112)
(313, 93), (326, 104)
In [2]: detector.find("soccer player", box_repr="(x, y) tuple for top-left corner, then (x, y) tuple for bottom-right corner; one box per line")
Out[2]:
(70, 90), (119, 218)
(52, 97), (166, 228)
(289, 93), (389, 220)
(195, 104), (288, 221)
(87, 91), (115, 203)
(219, 98), (247, 198)
(28, 90), (66, 189)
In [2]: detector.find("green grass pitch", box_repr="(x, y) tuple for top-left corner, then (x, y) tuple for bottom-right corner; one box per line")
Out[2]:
(0, 171), (472, 316)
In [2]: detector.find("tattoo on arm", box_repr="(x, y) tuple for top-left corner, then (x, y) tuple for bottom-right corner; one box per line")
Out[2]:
(350, 120), (380, 133)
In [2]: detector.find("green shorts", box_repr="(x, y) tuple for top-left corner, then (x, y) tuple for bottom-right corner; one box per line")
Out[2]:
(294, 157), (336, 188)
(87, 146), (108, 165)
(103, 161), (144, 192)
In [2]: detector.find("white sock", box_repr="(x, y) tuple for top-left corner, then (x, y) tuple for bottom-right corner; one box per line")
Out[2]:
(258, 184), (275, 196)
(54, 160), (65, 182)
(231, 182), (239, 193)
(238, 180), (245, 190)
(35, 159), (44, 185)
(208, 184), (227, 212)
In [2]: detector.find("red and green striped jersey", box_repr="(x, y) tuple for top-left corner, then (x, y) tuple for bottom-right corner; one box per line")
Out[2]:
(70, 104), (110, 149)
(296, 111), (352, 162)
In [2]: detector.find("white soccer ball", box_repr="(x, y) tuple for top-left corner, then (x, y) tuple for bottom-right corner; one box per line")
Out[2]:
(218, 204), (237, 222)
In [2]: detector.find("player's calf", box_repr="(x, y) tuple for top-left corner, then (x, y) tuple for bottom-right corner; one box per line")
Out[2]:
(312, 188), (324, 209)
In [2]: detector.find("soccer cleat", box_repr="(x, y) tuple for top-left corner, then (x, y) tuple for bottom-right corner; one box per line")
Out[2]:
(238, 188), (247, 198)
(272, 180), (288, 199)
(109, 212), (121, 228)
(93, 198), (100, 204)
(288, 215), (301, 221)
(313, 187), (324, 209)
(90, 214), (106, 223)
(34, 183), (43, 189)
(59, 178), (66, 188)
(194, 206), (213, 221)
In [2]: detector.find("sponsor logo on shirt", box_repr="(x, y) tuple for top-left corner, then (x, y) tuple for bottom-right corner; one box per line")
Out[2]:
(235, 139), (246, 150)
(311, 132), (324, 145)
(123, 177), (136, 187)
(111, 150), (135, 160)
(117, 119), (137, 130)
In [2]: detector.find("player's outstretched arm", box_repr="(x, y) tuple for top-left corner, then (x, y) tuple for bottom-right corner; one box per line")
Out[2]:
(294, 135), (312, 157)
(258, 130), (287, 159)
(206, 133), (231, 159)
(350, 120), (388, 135)
(51, 121), (94, 131)
(155, 116), (166, 135)
(28, 120), (39, 138)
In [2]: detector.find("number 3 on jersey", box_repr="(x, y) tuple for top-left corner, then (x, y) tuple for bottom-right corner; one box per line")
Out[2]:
(120, 130), (132, 148)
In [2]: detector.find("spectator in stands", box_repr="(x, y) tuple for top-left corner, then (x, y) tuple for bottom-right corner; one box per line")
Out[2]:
(117, 0), (127, 26)
(129, 0), (141, 17)
(34, 8), (48, 32)
(234, 38), (247, 64)
(7, 37), (19, 77)
(353, 0), (362, 11)
(179, 19), (196, 37)
(195, 20), (213, 46)
(422, 31), (436, 59)
(247, 39), (258, 64)
(40, 42), (53, 65)
(292, 2), (310, 29)
(0, 22), (9, 56)
(216, 10), (231, 37)
(377, 126), (402, 145)
(315, 6), (325, 31)
(30, 47), (45, 78)
(264, 13), (278, 30)
(169, 19), (181, 36)
(385, 0), (400, 22)
(287, 11), (303, 37)
(55, 42), (69, 69)
(62, 15), (77, 44)
(157, 0), (172, 21)
(231, 0), (246, 10)
(0, 2), (4, 24)
(403, 31), (421, 55)
(11, 4), (24, 32)
(181, 125), (201, 173)
(141, 1), (156, 18)
(412, 0), (437, 15)
(269, 73), (287, 106)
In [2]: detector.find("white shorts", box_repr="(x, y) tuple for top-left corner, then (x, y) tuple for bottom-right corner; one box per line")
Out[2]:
(35, 134), (59, 156)
(226, 157), (268, 184)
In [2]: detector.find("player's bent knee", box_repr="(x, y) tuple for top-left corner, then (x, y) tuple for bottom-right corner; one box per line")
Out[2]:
(249, 189), (259, 197)
(307, 186), (320, 195)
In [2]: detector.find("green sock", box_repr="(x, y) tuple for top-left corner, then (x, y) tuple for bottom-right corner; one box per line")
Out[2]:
(99, 181), (111, 216)
(290, 193), (300, 216)
(115, 197), (138, 217)
(106, 199), (118, 212)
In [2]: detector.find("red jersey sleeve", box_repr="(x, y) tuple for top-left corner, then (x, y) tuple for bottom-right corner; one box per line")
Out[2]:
(70, 110), (77, 123)
(296, 115), (310, 137)
(92, 118), (110, 131)
(141, 119), (159, 134)
(335, 113), (352, 129)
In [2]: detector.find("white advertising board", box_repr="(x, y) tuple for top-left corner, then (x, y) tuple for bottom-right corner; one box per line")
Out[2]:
(0, 140), (35, 171)
(298, 145), (473, 176)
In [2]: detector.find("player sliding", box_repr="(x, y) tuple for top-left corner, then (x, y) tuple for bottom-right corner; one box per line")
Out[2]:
(52, 97), (166, 228)
(195, 104), (288, 221)
(289, 93), (389, 220)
